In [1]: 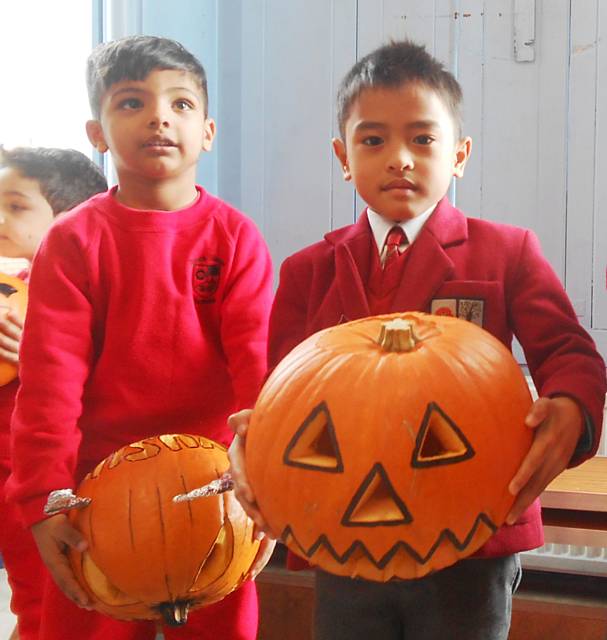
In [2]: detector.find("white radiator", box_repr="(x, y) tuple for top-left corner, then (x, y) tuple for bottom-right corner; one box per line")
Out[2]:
(521, 387), (607, 575)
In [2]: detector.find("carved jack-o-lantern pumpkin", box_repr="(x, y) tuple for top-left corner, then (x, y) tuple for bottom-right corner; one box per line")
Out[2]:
(67, 434), (259, 625)
(0, 272), (27, 385)
(246, 313), (533, 581)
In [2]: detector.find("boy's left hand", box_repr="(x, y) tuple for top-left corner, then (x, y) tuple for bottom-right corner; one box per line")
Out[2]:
(506, 396), (583, 524)
(0, 310), (23, 364)
(247, 535), (277, 581)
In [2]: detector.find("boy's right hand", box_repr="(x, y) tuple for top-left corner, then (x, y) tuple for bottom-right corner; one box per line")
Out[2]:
(228, 409), (275, 539)
(0, 310), (22, 364)
(31, 514), (92, 609)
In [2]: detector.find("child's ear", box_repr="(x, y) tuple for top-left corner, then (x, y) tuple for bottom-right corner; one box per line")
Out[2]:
(201, 118), (216, 153)
(332, 138), (351, 181)
(453, 136), (472, 178)
(86, 120), (108, 154)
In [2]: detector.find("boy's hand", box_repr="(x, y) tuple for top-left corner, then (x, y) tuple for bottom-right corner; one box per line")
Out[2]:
(506, 396), (583, 524)
(228, 409), (276, 539)
(248, 536), (277, 581)
(31, 514), (92, 609)
(0, 310), (22, 364)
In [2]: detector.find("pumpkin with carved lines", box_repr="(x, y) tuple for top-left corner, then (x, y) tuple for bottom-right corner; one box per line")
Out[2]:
(67, 434), (259, 625)
(246, 312), (533, 581)
(0, 272), (27, 385)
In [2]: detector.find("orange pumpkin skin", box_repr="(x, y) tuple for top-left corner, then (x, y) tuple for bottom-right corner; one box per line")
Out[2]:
(246, 312), (533, 581)
(0, 273), (27, 386)
(68, 434), (259, 624)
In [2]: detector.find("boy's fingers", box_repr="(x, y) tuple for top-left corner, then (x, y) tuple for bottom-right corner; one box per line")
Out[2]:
(32, 516), (91, 608)
(47, 555), (92, 609)
(524, 397), (550, 428)
(6, 310), (23, 329)
(248, 536), (276, 579)
(0, 326), (21, 343)
(228, 434), (254, 503)
(506, 461), (556, 525)
(0, 345), (19, 363)
(0, 315), (23, 340)
(60, 525), (88, 553)
(233, 477), (255, 506)
(509, 458), (535, 497)
(228, 409), (252, 437)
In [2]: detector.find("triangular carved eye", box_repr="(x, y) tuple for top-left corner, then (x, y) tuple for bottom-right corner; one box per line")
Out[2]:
(341, 463), (412, 527)
(283, 401), (344, 472)
(411, 402), (475, 468)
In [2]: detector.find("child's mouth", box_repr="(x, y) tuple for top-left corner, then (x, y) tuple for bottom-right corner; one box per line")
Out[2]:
(143, 137), (176, 148)
(383, 179), (415, 191)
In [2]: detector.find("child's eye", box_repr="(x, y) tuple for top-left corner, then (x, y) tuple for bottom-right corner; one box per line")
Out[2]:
(413, 134), (434, 145)
(174, 99), (194, 111)
(118, 98), (143, 110)
(8, 203), (24, 213)
(362, 136), (383, 146)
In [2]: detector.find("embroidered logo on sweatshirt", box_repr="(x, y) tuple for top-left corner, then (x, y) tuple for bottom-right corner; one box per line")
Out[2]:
(431, 298), (484, 327)
(193, 256), (224, 304)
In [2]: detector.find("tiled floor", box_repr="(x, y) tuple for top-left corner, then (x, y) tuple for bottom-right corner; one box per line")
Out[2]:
(0, 569), (16, 639)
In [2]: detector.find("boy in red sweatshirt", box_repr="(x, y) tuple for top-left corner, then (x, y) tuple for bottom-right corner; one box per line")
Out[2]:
(0, 145), (107, 640)
(7, 36), (274, 640)
(228, 40), (606, 640)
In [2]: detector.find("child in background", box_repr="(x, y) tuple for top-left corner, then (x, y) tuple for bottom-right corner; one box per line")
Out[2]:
(7, 36), (274, 640)
(228, 40), (606, 640)
(0, 145), (107, 640)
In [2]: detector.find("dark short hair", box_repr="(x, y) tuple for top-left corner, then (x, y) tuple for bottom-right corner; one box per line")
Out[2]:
(336, 40), (463, 140)
(87, 35), (208, 118)
(0, 146), (108, 215)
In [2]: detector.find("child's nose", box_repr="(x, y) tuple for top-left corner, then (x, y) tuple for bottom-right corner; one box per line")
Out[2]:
(147, 103), (171, 128)
(388, 148), (414, 173)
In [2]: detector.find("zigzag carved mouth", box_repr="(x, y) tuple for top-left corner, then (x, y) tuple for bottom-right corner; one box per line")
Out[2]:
(281, 512), (497, 568)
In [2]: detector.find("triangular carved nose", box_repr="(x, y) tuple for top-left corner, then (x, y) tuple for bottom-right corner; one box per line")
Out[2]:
(283, 401), (344, 472)
(341, 463), (412, 527)
(411, 402), (475, 468)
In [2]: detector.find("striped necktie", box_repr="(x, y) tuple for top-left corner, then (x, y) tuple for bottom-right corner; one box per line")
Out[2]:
(382, 225), (407, 268)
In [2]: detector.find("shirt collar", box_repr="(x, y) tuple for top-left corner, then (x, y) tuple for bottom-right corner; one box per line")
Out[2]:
(367, 204), (437, 253)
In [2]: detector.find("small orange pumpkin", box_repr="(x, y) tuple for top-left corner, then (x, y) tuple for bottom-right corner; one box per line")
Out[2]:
(68, 434), (259, 625)
(246, 313), (533, 581)
(0, 272), (27, 385)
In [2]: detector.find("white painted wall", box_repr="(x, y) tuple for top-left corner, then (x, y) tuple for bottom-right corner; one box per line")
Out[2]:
(216, 0), (607, 360)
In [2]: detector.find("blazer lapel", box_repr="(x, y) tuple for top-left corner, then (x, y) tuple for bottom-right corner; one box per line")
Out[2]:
(327, 214), (372, 321)
(392, 198), (468, 312)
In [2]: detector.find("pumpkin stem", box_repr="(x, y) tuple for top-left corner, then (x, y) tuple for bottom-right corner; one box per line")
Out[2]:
(377, 318), (418, 352)
(43, 489), (92, 516)
(173, 472), (234, 503)
(157, 600), (190, 626)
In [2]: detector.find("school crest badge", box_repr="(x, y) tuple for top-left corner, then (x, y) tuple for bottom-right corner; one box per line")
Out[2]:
(430, 298), (485, 327)
(192, 256), (224, 304)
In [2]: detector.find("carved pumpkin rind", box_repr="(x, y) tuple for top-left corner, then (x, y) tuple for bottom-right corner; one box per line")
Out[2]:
(69, 434), (259, 623)
(246, 312), (533, 581)
(0, 273), (27, 386)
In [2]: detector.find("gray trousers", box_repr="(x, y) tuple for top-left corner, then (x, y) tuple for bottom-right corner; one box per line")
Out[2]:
(314, 554), (522, 640)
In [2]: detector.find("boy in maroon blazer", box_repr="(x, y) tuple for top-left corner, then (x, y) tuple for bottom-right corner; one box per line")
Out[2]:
(229, 40), (606, 639)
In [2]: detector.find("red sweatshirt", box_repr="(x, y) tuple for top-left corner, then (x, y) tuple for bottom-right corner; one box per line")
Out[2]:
(7, 187), (273, 528)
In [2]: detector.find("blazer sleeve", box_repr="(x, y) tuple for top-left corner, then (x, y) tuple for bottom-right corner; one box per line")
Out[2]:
(507, 229), (606, 463)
